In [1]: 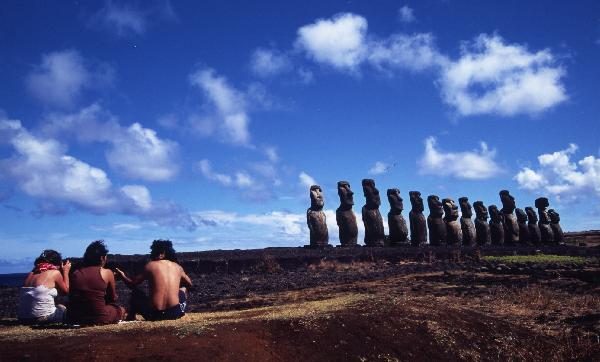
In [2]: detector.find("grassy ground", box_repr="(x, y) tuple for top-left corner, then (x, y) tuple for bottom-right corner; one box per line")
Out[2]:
(1, 265), (600, 361)
(481, 254), (588, 264)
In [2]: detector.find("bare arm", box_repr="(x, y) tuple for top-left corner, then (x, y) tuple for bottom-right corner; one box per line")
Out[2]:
(115, 267), (146, 288)
(23, 272), (34, 287)
(180, 267), (192, 288)
(54, 260), (71, 294)
(101, 268), (118, 303)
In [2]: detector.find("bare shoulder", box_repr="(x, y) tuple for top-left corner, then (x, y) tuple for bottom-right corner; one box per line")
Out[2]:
(172, 261), (185, 273)
(100, 267), (114, 281)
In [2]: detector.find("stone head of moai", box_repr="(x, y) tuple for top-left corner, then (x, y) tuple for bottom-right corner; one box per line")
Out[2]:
(362, 179), (381, 209)
(535, 197), (550, 210)
(409, 191), (424, 213)
(489, 205), (503, 222)
(427, 195), (444, 217)
(458, 197), (473, 218)
(442, 198), (459, 221)
(309, 185), (324, 211)
(499, 190), (516, 213)
(473, 201), (488, 221)
(387, 188), (403, 213)
(548, 209), (561, 223)
(516, 208), (528, 223)
(535, 197), (551, 223)
(337, 181), (354, 210)
(525, 206), (538, 223)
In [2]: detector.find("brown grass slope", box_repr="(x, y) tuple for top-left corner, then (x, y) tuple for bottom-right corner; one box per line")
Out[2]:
(1, 262), (600, 362)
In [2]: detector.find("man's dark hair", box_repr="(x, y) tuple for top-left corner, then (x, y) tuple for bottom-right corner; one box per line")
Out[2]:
(150, 239), (177, 262)
(83, 240), (109, 266)
(33, 249), (62, 267)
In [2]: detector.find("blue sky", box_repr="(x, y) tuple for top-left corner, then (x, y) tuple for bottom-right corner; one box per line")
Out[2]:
(1, 0), (599, 272)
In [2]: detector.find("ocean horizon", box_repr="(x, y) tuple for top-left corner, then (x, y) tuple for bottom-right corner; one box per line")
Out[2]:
(0, 273), (27, 287)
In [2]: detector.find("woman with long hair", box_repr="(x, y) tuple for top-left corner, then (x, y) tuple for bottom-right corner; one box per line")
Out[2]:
(18, 249), (71, 324)
(67, 240), (125, 325)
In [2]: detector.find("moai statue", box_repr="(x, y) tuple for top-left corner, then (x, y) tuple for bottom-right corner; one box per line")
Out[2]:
(361, 179), (385, 247)
(335, 181), (358, 247)
(525, 207), (542, 245)
(499, 190), (519, 245)
(307, 185), (329, 247)
(548, 209), (564, 244)
(459, 197), (476, 246)
(427, 195), (446, 246)
(409, 191), (427, 246)
(443, 198), (462, 245)
(535, 197), (554, 244)
(387, 188), (409, 246)
(488, 205), (505, 246)
(474, 201), (491, 245)
(515, 208), (531, 245)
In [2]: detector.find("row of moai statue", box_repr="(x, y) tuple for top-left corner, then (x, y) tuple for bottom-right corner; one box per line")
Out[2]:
(306, 179), (564, 247)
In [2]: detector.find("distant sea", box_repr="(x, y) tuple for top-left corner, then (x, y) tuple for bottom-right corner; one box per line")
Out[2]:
(0, 273), (27, 287)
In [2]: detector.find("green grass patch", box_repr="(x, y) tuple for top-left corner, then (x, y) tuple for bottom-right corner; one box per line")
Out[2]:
(482, 254), (587, 264)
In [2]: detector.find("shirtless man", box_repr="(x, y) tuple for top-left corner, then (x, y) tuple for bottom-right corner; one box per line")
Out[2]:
(116, 239), (192, 321)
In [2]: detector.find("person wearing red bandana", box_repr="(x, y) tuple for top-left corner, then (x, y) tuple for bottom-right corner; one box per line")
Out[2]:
(18, 250), (71, 324)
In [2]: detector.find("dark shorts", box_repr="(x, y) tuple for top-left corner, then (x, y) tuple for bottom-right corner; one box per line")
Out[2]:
(130, 289), (187, 321)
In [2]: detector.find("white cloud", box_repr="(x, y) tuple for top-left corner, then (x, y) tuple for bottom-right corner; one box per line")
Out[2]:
(94, 2), (147, 36)
(197, 159), (233, 186)
(44, 104), (179, 182)
(368, 33), (447, 72)
(106, 123), (179, 181)
(439, 34), (567, 116)
(263, 146), (279, 163)
(299, 172), (317, 188)
(112, 223), (143, 231)
(0, 118), (196, 229)
(189, 68), (250, 145)
(91, 1), (178, 37)
(292, 15), (567, 117)
(156, 113), (179, 129)
(197, 159), (255, 189)
(120, 185), (152, 211)
(418, 136), (502, 179)
(514, 144), (600, 201)
(235, 172), (254, 188)
(368, 161), (390, 175)
(250, 48), (291, 77)
(514, 168), (546, 190)
(0, 119), (117, 212)
(297, 68), (315, 84)
(398, 6), (416, 23)
(194, 210), (306, 240)
(192, 208), (369, 247)
(296, 13), (368, 71)
(26, 50), (112, 108)
(295, 13), (443, 74)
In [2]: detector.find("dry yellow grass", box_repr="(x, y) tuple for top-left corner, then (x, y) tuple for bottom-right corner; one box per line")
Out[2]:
(0, 293), (369, 342)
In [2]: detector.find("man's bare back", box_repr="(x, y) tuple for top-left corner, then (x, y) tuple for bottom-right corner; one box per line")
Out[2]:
(144, 259), (192, 310)
(116, 239), (193, 321)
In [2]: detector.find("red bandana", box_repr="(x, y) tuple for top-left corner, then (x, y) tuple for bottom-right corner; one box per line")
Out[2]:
(34, 262), (59, 273)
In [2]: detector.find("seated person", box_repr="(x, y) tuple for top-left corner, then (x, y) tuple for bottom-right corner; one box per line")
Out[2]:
(67, 240), (125, 325)
(18, 250), (70, 324)
(116, 239), (192, 321)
